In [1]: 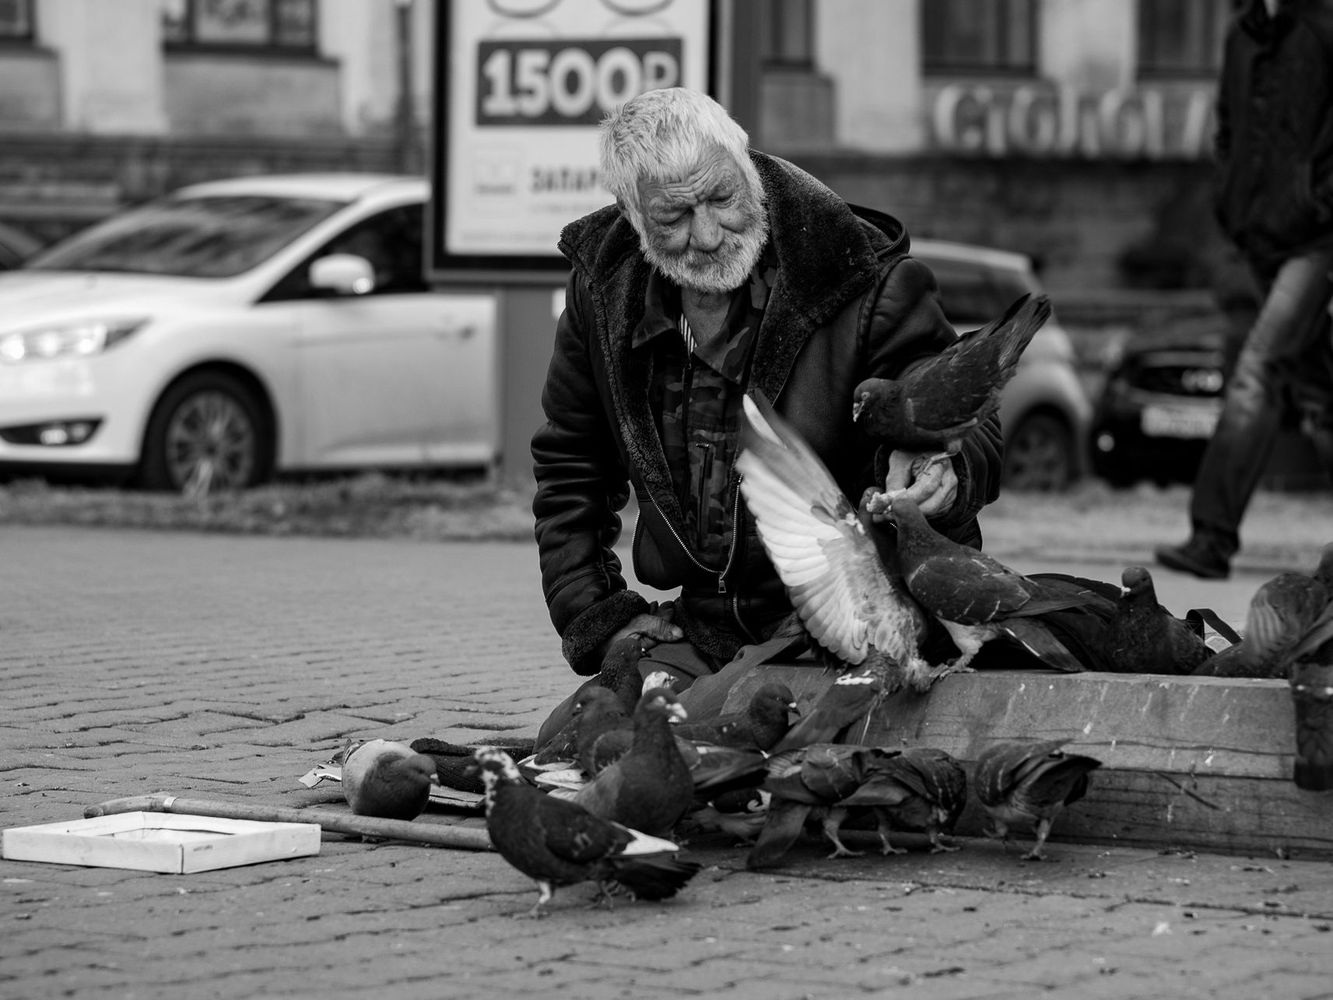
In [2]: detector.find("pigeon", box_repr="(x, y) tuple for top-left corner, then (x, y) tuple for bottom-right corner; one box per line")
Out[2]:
(1291, 656), (1333, 791)
(852, 293), (1051, 455)
(339, 739), (437, 820)
(770, 667), (886, 751)
(1105, 566), (1214, 674)
(573, 687), (635, 774)
(529, 684), (629, 769)
(835, 746), (969, 855)
(598, 631), (652, 715)
(974, 738), (1102, 861)
(1200, 545), (1333, 678)
(473, 748), (701, 917)
(746, 742), (900, 868)
(879, 494), (1099, 672)
(573, 687), (696, 838)
(736, 391), (942, 707)
(673, 681), (800, 752)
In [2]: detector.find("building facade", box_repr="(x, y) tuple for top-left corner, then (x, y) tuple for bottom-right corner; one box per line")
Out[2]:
(0, 0), (1232, 294)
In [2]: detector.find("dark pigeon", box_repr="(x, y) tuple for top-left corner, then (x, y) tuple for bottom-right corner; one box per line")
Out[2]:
(339, 739), (437, 820)
(673, 681), (800, 752)
(882, 494), (1100, 672)
(974, 738), (1102, 861)
(1201, 544), (1333, 678)
(573, 688), (695, 838)
(836, 746), (969, 855)
(852, 293), (1051, 454)
(746, 742), (900, 869)
(473, 748), (700, 917)
(1105, 566), (1214, 674)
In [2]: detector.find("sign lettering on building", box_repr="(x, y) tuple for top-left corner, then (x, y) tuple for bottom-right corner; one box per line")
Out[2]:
(930, 83), (1217, 160)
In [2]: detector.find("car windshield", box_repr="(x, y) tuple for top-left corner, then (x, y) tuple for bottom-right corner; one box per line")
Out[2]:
(25, 193), (344, 278)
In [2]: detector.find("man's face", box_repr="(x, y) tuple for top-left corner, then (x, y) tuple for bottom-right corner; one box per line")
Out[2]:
(632, 145), (768, 294)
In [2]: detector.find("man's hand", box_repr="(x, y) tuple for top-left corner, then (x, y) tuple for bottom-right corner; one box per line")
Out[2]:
(883, 449), (958, 518)
(608, 612), (683, 658)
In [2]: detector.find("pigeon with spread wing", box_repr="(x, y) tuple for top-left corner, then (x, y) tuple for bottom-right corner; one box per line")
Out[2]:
(736, 391), (942, 708)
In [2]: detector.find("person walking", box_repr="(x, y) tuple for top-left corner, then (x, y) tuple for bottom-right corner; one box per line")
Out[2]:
(1157, 0), (1333, 580)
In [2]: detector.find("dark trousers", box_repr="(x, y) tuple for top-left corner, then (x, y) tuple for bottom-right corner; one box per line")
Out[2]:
(1189, 249), (1333, 553)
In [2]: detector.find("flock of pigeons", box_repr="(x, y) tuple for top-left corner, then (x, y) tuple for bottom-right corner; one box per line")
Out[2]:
(334, 293), (1333, 917)
(335, 681), (1103, 918)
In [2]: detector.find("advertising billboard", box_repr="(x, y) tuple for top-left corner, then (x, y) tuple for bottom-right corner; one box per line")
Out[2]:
(429, 0), (715, 283)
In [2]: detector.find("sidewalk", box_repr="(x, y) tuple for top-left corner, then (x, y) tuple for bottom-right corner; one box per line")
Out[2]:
(4, 525), (1333, 1000)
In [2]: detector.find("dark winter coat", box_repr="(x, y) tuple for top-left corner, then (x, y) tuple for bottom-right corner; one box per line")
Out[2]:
(1214, 0), (1333, 267)
(532, 151), (1003, 675)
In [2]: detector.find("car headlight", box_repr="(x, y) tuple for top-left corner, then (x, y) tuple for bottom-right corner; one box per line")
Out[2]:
(0, 317), (147, 363)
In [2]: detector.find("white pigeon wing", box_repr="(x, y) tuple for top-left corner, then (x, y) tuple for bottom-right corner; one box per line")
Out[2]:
(738, 394), (901, 666)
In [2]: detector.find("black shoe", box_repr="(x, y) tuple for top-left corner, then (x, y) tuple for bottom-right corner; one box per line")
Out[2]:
(1155, 537), (1231, 580)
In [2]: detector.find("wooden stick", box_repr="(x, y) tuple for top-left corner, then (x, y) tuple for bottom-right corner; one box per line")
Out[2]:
(84, 793), (493, 851)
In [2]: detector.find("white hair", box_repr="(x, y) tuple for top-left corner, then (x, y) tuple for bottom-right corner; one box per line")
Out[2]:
(598, 87), (761, 219)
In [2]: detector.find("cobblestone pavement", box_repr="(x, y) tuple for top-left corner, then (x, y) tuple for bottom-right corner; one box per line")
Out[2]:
(4, 525), (1333, 1000)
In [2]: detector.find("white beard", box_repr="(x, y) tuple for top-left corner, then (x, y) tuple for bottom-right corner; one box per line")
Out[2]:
(641, 205), (770, 294)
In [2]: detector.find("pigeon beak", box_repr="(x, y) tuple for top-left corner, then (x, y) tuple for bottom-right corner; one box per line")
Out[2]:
(787, 702), (800, 715)
(667, 702), (689, 723)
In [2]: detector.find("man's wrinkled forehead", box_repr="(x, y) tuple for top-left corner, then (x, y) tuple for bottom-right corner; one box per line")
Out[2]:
(638, 145), (745, 207)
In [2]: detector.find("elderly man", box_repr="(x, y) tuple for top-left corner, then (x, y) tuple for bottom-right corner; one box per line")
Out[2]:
(531, 87), (1003, 743)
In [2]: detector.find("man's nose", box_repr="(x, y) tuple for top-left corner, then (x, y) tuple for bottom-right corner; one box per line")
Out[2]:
(689, 206), (723, 252)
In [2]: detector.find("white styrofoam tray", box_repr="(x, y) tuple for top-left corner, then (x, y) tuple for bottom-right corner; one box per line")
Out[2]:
(2, 812), (321, 873)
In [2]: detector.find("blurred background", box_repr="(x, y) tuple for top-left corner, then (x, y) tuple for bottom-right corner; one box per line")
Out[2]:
(0, 0), (1324, 497)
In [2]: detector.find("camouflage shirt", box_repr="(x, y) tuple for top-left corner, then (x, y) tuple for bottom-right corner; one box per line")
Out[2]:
(632, 245), (778, 571)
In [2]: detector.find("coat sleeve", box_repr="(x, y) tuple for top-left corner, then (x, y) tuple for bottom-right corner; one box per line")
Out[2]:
(531, 273), (650, 675)
(863, 255), (1004, 543)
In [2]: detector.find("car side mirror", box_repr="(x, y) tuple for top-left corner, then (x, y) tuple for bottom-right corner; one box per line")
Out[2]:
(309, 253), (375, 295)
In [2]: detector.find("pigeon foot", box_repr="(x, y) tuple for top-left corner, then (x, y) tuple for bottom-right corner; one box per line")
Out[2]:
(826, 843), (864, 859)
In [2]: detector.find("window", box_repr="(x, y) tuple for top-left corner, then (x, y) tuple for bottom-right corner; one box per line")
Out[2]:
(922, 0), (1036, 75)
(1138, 0), (1231, 76)
(161, 0), (316, 51)
(0, 0), (34, 41)
(759, 0), (813, 68)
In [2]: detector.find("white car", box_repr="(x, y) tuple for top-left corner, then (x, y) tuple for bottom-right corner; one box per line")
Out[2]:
(0, 174), (499, 493)
(0, 172), (1088, 495)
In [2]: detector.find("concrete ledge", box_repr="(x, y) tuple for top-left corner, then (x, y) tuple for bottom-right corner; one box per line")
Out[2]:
(718, 665), (1333, 859)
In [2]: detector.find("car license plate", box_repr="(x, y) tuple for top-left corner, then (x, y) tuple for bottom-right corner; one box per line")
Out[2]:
(1141, 403), (1219, 439)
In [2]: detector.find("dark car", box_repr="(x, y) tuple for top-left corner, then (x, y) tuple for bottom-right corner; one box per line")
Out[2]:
(1091, 307), (1328, 489)
(1090, 313), (1226, 487)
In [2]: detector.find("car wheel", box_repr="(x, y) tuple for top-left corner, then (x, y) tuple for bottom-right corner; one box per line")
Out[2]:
(138, 372), (270, 495)
(1002, 411), (1075, 492)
